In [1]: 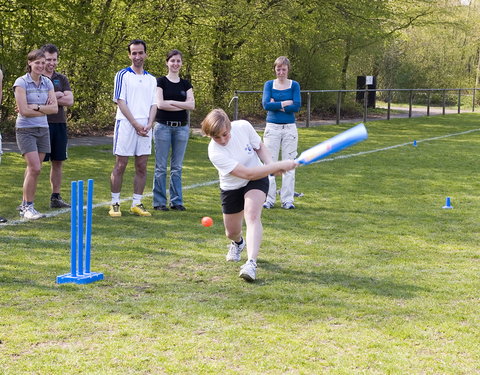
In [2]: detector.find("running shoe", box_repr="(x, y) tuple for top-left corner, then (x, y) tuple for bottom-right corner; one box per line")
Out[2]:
(226, 238), (245, 262)
(109, 203), (122, 217)
(22, 205), (45, 220)
(130, 203), (151, 217)
(239, 259), (257, 281)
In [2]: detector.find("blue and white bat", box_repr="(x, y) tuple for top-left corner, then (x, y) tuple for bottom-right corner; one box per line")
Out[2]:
(295, 123), (368, 165)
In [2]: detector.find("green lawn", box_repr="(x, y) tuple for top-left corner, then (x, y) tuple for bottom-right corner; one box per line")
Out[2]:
(1, 114), (479, 374)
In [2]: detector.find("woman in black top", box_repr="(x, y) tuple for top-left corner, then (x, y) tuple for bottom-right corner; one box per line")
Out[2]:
(153, 49), (195, 211)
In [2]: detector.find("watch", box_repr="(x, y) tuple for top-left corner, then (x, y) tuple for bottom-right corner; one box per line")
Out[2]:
(34, 105), (40, 111)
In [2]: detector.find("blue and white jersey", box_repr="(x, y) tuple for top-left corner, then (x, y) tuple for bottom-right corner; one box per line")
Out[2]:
(208, 120), (262, 191)
(113, 67), (156, 121)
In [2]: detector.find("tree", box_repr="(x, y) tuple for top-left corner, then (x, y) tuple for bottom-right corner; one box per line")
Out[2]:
(1, 0), (478, 133)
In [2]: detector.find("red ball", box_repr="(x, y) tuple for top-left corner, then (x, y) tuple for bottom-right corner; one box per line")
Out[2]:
(201, 216), (213, 227)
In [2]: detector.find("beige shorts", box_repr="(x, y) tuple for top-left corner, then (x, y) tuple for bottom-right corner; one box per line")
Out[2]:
(16, 127), (51, 155)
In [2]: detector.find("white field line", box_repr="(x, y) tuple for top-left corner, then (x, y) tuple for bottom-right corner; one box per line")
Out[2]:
(2, 128), (479, 227)
(1, 180), (220, 226)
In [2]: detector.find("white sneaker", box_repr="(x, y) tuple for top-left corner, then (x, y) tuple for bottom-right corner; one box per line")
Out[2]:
(239, 259), (257, 281)
(226, 239), (245, 262)
(263, 201), (274, 209)
(22, 205), (45, 220)
(282, 202), (295, 210)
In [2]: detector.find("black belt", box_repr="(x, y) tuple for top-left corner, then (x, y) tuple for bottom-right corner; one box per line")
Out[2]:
(165, 121), (187, 127)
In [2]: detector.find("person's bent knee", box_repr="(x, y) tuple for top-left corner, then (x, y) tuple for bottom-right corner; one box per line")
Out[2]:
(225, 228), (241, 241)
(27, 164), (42, 176)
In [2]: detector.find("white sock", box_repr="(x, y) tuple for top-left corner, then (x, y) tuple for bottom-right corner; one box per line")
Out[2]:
(111, 192), (120, 205)
(132, 193), (143, 206)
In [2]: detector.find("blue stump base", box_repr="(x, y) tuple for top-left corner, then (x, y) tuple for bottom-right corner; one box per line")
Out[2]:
(56, 272), (104, 284)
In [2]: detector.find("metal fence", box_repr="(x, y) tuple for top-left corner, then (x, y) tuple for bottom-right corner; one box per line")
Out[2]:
(231, 88), (478, 126)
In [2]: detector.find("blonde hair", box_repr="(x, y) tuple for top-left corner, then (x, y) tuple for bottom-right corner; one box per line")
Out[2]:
(201, 108), (232, 137)
(274, 56), (290, 70)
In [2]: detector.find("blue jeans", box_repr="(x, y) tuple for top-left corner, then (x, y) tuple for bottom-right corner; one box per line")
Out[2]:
(153, 122), (190, 207)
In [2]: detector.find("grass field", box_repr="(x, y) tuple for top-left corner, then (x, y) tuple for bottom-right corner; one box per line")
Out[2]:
(1, 114), (479, 374)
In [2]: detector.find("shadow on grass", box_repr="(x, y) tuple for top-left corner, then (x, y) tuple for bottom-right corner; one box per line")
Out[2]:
(258, 260), (426, 299)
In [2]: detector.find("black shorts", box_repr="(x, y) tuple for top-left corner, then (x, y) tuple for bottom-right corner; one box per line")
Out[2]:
(44, 123), (68, 162)
(220, 177), (269, 214)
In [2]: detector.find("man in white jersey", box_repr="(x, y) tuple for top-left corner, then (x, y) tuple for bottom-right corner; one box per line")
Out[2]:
(109, 39), (157, 217)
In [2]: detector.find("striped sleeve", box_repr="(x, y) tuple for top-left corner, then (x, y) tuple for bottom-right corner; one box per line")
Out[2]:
(113, 69), (127, 102)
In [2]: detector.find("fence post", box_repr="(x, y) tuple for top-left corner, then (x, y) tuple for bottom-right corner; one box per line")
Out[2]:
(363, 87), (368, 123)
(233, 91), (239, 120)
(473, 88), (476, 112)
(442, 90), (446, 115)
(387, 90), (391, 121)
(427, 91), (431, 116)
(306, 91), (311, 128)
(408, 90), (413, 118)
(457, 89), (461, 114)
(336, 91), (341, 125)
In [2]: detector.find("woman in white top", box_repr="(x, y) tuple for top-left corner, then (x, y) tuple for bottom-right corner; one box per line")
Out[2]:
(201, 108), (297, 282)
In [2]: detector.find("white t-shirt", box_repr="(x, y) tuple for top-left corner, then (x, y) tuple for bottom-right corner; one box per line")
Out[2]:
(208, 120), (262, 191)
(113, 67), (156, 121)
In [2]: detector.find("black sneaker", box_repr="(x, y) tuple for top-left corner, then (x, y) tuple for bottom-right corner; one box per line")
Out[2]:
(51, 196), (71, 208)
(170, 204), (186, 211)
(154, 205), (169, 211)
(0, 216), (7, 223)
